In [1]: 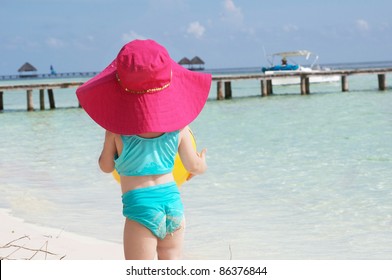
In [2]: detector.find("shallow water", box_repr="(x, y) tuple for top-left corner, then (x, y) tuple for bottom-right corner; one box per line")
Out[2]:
(1, 74), (391, 259)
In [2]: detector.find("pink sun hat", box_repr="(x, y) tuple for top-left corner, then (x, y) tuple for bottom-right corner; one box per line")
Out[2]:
(76, 39), (212, 135)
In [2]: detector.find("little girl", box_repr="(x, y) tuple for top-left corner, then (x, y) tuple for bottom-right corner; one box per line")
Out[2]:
(76, 39), (211, 259)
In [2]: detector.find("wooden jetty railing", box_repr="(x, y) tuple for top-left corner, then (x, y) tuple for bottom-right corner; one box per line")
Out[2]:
(0, 72), (98, 81)
(0, 68), (391, 111)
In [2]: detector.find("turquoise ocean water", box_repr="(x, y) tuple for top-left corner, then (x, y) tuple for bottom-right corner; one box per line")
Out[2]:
(0, 67), (391, 259)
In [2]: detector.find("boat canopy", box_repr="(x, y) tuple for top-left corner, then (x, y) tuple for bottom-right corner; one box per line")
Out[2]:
(272, 50), (312, 59)
(264, 50), (319, 69)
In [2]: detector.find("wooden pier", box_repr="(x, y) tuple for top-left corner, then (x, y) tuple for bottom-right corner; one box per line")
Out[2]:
(0, 68), (391, 111)
(0, 82), (83, 111)
(0, 71), (98, 81)
(214, 68), (392, 99)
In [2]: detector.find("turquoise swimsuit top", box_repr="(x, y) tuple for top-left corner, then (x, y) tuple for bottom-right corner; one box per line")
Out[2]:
(114, 131), (179, 176)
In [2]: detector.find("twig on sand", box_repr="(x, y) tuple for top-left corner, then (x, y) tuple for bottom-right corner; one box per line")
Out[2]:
(28, 240), (50, 260)
(3, 235), (30, 247)
(0, 235), (66, 260)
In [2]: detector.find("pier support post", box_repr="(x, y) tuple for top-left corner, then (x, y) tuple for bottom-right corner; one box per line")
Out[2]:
(217, 81), (224, 100)
(0, 91), (3, 111)
(39, 89), (45, 110)
(27, 89), (34, 111)
(341, 75), (349, 92)
(378, 74), (386, 91)
(261, 80), (267, 96)
(300, 75), (310, 95)
(224, 81), (232, 99)
(267, 80), (273, 95)
(48, 89), (56, 109)
(261, 80), (273, 96)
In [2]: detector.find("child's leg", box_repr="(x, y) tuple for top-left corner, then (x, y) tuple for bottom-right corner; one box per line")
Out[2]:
(123, 218), (158, 260)
(157, 219), (185, 260)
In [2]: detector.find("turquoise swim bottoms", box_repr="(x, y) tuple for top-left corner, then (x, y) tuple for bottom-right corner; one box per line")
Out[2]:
(121, 182), (184, 240)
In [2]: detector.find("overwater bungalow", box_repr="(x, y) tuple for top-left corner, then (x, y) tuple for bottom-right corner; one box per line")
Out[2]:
(18, 62), (38, 78)
(178, 56), (205, 71)
(178, 57), (192, 68)
(189, 56), (205, 70)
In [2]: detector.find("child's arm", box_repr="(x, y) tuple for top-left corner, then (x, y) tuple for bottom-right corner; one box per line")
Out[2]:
(98, 130), (117, 173)
(178, 127), (207, 179)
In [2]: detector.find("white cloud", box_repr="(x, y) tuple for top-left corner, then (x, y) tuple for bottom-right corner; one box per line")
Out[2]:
(5, 36), (40, 50)
(122, 31), (146, 43)
(356, 19), (370, 31)
(224, 0), (242, 17)
(187, 21), (205, 39)
(46, 37), (65, 48)
(222, 0), (243, 22)
(283, 24), (299, 32)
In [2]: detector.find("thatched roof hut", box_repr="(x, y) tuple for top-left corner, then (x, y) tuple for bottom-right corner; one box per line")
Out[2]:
(189, 56), (205, 70)
(18, 62), (38, 77)
(190, 56), (205, 65)
(178, 57), (191, 66)
(18, 62), (37, 72)
(178, 56), (205, 70)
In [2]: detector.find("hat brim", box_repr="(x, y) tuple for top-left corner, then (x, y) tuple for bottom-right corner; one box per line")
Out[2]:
(76, 60), (211, 135)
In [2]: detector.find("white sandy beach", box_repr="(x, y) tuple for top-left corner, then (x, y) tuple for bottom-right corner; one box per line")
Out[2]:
(0, 209), (123, 260)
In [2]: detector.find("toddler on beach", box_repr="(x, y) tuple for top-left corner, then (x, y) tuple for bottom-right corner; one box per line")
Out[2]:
(76, 39), (211, 259)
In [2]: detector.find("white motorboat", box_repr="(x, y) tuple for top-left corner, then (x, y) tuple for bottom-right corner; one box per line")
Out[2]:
(261, 50), (340, 85)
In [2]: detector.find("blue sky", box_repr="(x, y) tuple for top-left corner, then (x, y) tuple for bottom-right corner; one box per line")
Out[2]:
(1, 0), (391, 75)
